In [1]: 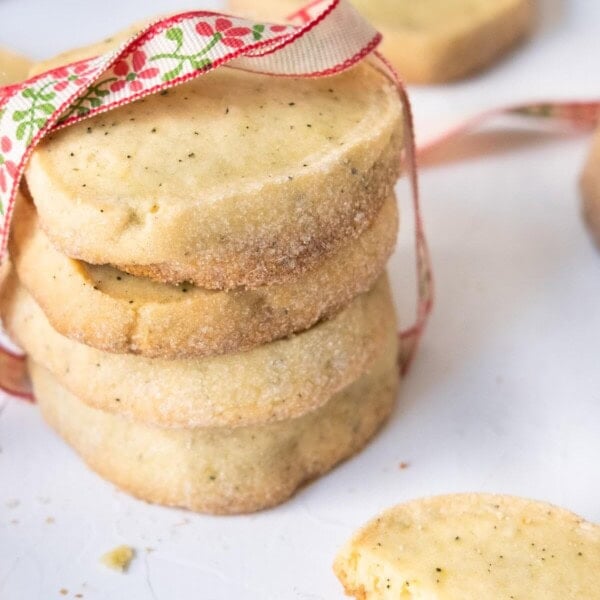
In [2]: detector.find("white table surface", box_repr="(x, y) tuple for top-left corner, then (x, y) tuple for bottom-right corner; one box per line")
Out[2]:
(1, 1), (600, 598)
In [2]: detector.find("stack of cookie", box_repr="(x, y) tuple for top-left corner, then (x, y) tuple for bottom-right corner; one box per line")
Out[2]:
(2, 34), (404, 514)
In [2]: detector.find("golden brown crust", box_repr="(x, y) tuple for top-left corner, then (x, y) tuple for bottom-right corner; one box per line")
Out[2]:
(581, 127), (600, 249)
(2, 272), (397, 428)
(115, 136), (401, 288)
(229, 0), (535, 84)
(10, 190), (398, 358)
(29, 338), (399, 515)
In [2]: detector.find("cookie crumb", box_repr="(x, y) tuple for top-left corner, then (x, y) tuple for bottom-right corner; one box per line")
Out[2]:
(100, 545), (135, 572)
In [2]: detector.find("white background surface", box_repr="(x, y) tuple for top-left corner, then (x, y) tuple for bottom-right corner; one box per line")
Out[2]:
(1, 1), (600, 598)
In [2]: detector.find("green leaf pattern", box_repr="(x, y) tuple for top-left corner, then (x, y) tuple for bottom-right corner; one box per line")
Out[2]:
(59, 77), (117, 122)
(11, 82), (57, 144)
(150, 27), (220, 81)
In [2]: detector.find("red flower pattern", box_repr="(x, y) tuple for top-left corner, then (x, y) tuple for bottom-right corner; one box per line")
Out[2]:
(52, 61), (95, 91)
(0, 136), (17, 194)
(110, 51), (160, 93)
(195, 18), (251, 48)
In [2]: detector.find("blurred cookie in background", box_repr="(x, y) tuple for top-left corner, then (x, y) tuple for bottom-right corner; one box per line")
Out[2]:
(0, 47), (31, 85)
(229, 0), (536, 84)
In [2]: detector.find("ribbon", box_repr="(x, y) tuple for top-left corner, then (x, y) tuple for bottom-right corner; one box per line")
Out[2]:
(0, 345), (31, 400)
(0, 0), (434, 399)
(418, 100), (600, 160)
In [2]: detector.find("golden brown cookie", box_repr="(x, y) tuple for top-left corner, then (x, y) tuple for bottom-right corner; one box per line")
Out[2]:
(26, 35), (403, 289)
(229, 0), (535, 84)
(10, 189), (398, 358)
(334, 493), (600, 599)
(29, 332), (399, 514)
(581, 127), (600, 249)
(2, 272), (396, 428)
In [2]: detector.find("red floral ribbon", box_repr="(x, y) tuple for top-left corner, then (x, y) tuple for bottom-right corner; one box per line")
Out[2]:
(0, 0), (433, 399)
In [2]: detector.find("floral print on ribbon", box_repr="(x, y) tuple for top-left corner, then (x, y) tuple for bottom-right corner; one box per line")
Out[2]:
(110, 51), (160, 92)
(0, 136), (17, 196)
(195, 18), (252, 48)
(52, 61), (96, 92)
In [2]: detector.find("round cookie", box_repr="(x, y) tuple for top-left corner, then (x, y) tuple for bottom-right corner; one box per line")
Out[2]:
(229, 0), (535, 84)
(10, 189), (398, 358)
(581, 127), (600, 249)
(25, 38), (403, 289)
(29, 333), (399, 515)
(2, 272), (396, 428)
(334, 493), (600, 599)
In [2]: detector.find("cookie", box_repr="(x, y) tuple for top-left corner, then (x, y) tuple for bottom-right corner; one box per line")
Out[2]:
(334, 493), (600, 599)
(29, 331), (399, 514)
(25, 37), (403, 289)
(0, 47), (31, 85)
(229, 0), (535, 84)
(10, 189), (398, 358)
(2, 272), (396, 428)
(581, 127), (600, 249)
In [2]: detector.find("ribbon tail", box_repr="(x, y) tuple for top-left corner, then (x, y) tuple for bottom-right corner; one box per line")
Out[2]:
(418, 100), (600, 160)
(0, 347), (32, 400)
(372, 52), (434, 376)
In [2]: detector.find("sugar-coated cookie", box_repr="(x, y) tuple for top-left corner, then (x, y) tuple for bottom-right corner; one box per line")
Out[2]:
(229, 0), (535, 84)
(26, 35), (403, 289)
(581, 127), (600, 249)
(334, 493), (600, 599)
(2, 272), (396, 428)
(10, 190), (397, 358)
(30, 334), (399, 514)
